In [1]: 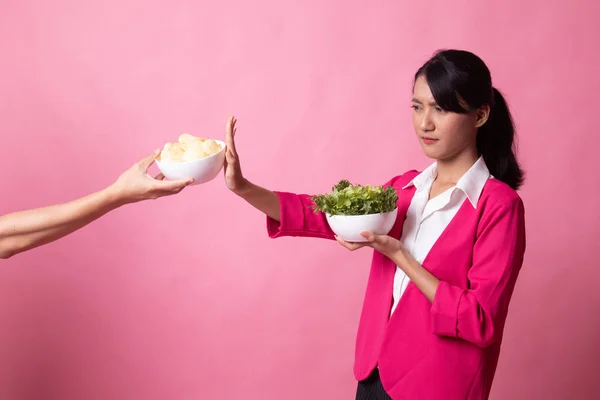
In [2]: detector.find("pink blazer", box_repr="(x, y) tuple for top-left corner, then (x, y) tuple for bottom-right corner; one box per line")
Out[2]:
(266, 170), (526, 399)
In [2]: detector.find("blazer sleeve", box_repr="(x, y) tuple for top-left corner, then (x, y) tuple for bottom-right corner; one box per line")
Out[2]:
(266, 191), (335, 240)
(266, 175), (407, 240)
(430, 195), (526, 348)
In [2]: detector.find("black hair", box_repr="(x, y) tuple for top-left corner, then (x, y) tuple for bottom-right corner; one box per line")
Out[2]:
(415, 49), (524, 190)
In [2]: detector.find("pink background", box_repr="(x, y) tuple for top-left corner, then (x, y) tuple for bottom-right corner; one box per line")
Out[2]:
(1, 1), (599, 399)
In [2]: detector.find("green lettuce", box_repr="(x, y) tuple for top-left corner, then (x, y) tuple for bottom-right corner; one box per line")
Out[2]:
(311, 180), (398, 216)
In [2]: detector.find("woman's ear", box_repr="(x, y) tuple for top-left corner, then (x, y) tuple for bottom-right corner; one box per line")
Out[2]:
(475, 104), (491, 128)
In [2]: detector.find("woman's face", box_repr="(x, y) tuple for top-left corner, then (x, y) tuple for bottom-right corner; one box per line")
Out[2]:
(411, 75), (487, 162)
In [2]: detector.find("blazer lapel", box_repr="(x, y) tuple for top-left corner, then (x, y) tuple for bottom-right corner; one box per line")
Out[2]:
(388, 183), (417, 241)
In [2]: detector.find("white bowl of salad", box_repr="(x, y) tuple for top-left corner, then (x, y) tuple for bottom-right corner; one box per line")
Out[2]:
(311, 180), (399, 243)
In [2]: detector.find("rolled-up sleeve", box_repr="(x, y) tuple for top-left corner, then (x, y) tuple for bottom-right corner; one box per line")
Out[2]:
(267, 191), (335, 240)
(430, 196), (526, 348)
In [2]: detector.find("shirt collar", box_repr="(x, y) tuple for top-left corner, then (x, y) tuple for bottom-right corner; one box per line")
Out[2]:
(455, 157), (490, 208)
(402, 156), (490, 208)
(402, 162), (437, 191)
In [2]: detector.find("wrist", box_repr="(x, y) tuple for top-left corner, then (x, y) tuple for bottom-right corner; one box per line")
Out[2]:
(393, 246), (411, 268)
(103, 183), (130, 208)
(232, 178), (252, 197)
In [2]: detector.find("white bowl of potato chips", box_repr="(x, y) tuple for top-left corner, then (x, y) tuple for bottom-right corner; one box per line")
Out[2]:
(155, 133), (225, 185)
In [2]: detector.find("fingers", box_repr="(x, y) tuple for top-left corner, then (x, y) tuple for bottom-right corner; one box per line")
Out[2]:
(154, 173), (165, 180)
(225, 116), (237, 155)
(335, 236), (367, 251)
(230, 115), (237, 139)
(334, 231), (386, 253)
(152, 178), (194, 194)
(137, 149), (160, 170)
(225, 147), (236, 164)
(361, 231), (387, 253)
(335, 236), (351, 249)
(360, 231), (378, 243)
(359, 232), (400, 258)
(223, 156), (229, 173)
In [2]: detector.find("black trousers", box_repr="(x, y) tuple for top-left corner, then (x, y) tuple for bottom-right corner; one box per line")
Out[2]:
(356, 368), (392, 400)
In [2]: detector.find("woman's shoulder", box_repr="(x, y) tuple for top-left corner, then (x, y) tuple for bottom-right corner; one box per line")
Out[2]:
(383, 170), (421, 188)
(479, 178), (524, 211)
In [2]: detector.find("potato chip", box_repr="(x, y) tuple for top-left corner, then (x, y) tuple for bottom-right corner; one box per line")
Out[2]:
(159, 134), (222, 163)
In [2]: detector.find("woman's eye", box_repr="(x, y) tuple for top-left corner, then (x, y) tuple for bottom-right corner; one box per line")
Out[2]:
(435, 106), (444, 112)
(411, 105), (421, 111)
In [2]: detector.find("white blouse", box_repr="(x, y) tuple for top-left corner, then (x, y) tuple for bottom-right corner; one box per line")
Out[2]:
(390, 157), (491, 315)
